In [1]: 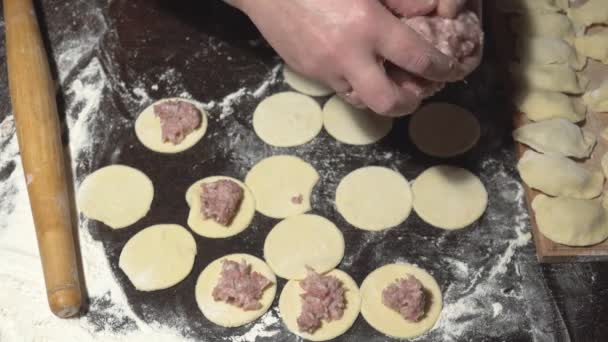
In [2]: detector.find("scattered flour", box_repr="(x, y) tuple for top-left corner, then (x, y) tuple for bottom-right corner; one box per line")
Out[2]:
(492, 302), (503, 318)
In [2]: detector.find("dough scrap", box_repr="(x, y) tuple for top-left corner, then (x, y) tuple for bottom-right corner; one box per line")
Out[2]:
(583, 80), (608, 113)
(510, 13), (574, 40)
(323, 95), (393, 145)
(245, 155), (319, 219)
(408, 102), (480, 157)
(574, 29), (608, 64)
(185, 176), (255, 238)
(412, 165), (487, 230)
(195, 254), (277, 327)
(264, 214), (344, 280)
(360, 263), (442, 339)
(568, 0), (608, 31)
(515, 89), (586, 123)
(335, 166), (412, 231)
(516, 37), (586, 71)
(279, 269), (361, 341)
(283, 66), (334, 97)
(517, 150), (604, 199)
(510, 63), (589, 94)
(119, 224), (196, 291)
(77, 165), (154, 229)
(135, 98), (208, 154)
(532, 194), (608, 246)
(512, 118), (596, 158)
(497, 0), (568, 13)
(253, 92), (323, 147)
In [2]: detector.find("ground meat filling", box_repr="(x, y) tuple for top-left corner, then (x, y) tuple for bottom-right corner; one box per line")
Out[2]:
(212, 260), (273, 311)
(297, 268), (347, 334)
(382, 275), (426, 322)
(201, 180), (243, 226)
(153, 100), (202, 145)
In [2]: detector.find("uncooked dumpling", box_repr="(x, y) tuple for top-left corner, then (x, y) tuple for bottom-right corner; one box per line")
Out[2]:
(517, 150), (604, 199)
(516, 37), (586, 71)
(532, 194), (608, 246)
(568, 0), (608, 31)
(574, 29), (608, 64)
(510, 63), (589, 94)
(498, 0), (568, 13)
(515, 89), (586, 122)
(510, 13), (574, 40)
(512, 118), (596, 158)
(583, 80), (608, 113)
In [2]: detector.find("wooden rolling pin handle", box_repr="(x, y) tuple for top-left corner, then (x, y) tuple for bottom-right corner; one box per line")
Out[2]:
(4, 0), (82, 318)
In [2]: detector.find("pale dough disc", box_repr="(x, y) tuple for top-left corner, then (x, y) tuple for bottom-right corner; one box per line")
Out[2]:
(195, 253), (277, 327)
(135, 98), (208, 154)
(245, 155), (319, 218)
(409, 102), (481, 157)
(264, 214), (345, 280)
(278, 269), (361, 341)
(253, 92), (323, 147)
(119, 224), (197, 291)
(283, 65), (334, 97)
(335, 166), (412, 231)
(360, 263), (442, 339)
(323, 95), (393, 145)
(185, 176), (255, 238)
(77, 165), (154, 229)
(412, 165), (488, 230)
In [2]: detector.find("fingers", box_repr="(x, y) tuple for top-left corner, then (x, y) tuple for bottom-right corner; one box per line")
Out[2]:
(382, 0), (438, 17)
(436, 0), (468, 18)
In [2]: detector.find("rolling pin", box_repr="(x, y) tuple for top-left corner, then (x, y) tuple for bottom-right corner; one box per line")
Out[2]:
(4, 0), (82, 317)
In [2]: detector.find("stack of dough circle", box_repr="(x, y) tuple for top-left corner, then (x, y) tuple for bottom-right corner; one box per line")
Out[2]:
(412, 165), (488, 230)
(323, 95), (393, 145)
(278, 269), (361, 341)
(409, 102), (481, 157)
(185, 176), (255, 238)
(135, 98), (208, 153)
(253, 92), (323, 147)
(264, 214), (345, 280)
(360, 263), (442, 339)
(335, 166), (412, 231)
(283, 65), (334, 97)
(245, 155), (319, 219)
(195, 253), (277, 327)
(118, 224), (197, 291)
(77, 164), (154, 229)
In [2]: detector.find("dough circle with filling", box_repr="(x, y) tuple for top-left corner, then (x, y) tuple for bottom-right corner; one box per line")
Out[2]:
(135, 98), (208, 154)
(119, 224), (196, 291)
(335, 166), (412, 231)
(279, 269), (361, 341)
(264, 214), (344, 280)
(195, 253), (277, 327)
(77, 164), (154, 229)
(253, 92), (323, 147)
(360, 263), (442, 339)
(283, 65), (334, 97)
(185, 176), (255, 238)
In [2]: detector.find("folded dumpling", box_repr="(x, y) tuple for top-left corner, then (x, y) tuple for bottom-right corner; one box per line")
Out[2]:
(513, 118), (596, 158)
(515, 89), (586, 122)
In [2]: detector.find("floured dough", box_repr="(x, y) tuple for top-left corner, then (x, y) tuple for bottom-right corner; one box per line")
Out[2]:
(135, 98), (208, 154)
(602, 153), (608, 178)
(532, 195), (608, 246)
(408, 102), (480, 157)
(513, 118), (596, 158)
(510, 63), (589, 94)
(279, 269), (360, 341)
(515, 89), (586, 123)
(517, 150), (604, 199)
(195, 253), (277, 327)
(119, 224), (196, 291)
(283, 65), (334, 97)
(360, 263), (442, 339)
(245, 155), (319, 218)
(412, 165), (487, 230)
(510, 13), (574, 40)
(498, 0), (568, 13)
(516, 37), (586, 71)
(77, 165), (154, 229)
(264, 214), (344, 280)
(253, 92), (323, 147)
(583, 80), (608, 113)
(568, 0), (608, 31)
(335, 166), (412, 231)
(574, 29), (608, 64)
(185, 176), (255, 238)
(323, 95), (393, 145)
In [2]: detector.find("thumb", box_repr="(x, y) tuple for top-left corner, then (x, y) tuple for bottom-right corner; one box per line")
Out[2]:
(382, 0), (438, 18)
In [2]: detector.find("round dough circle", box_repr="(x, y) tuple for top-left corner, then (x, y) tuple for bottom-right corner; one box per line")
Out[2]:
(279, 269), (361, 341)
(253, 92), (323, 147)
(283, 65), (334, 97)
(195, 253), (277, 327)
(245, 155), (319, 219)
(264, 214), (345, 280)
(335, 166), (412, 231)
(119, 224), (196, 291)
(323, 95), (393, 145)
(360, 263), (442, 339)
(185, 176), (255, 238)
(412, 165), (488, 230)
(409, 102), (481, 158)
(135, 98), (208, 154)
(77, 165), (154, 229)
